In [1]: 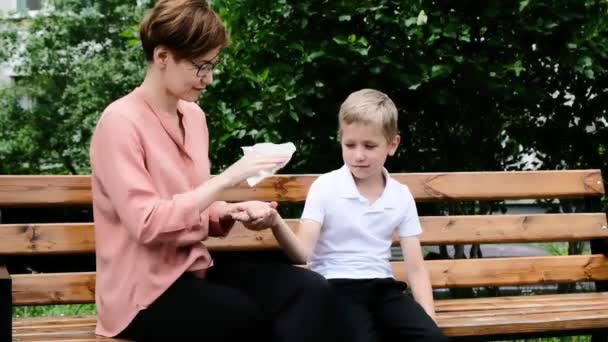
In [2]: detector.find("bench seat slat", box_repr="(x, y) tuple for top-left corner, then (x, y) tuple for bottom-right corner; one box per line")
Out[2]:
(439, 304), (608, 319)
(13, 331), (124, 342)
(15, 324), (96, 334)
(0, 170), (603, 206)
(1, 213), (606, 255)
(11, 255), (608, 305)
(439, 293), (608, 336)
(437, 292), (608, 310)
(13, 316), (97, 327)
(441, 307), (608, 336)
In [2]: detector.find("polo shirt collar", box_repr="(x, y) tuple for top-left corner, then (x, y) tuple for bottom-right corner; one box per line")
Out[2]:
(337, 165), (397, 210)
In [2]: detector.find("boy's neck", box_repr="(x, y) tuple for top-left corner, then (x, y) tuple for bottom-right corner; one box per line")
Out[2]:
(353, 171), (386, 204)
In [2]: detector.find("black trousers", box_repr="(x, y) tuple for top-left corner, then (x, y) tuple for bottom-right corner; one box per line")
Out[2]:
(329, 278), (447, 342)
(117, 259), (332, 341)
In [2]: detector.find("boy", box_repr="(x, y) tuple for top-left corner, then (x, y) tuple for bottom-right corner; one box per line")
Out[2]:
(257, 89), (446, 341)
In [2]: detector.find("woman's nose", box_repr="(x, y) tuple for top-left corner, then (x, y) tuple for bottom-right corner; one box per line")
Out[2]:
(201, 71), (213, 86)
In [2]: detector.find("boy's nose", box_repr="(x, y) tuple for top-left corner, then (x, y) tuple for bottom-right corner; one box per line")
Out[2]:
(354, 150), (365, 161)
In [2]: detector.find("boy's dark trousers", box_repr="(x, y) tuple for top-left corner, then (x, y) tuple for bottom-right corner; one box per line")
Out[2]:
(329, 277), (447, 342)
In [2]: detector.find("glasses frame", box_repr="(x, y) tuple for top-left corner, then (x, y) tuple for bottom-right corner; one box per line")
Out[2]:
(191, 59), (218, 78)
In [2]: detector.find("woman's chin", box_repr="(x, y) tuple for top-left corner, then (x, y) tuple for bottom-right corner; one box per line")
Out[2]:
(181, 90), (202, 102)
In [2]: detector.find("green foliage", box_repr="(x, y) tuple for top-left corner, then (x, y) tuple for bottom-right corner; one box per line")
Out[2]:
(0, 0), (607, 200)
(0, 0), (148, 174)
(205, 0), (608, 178)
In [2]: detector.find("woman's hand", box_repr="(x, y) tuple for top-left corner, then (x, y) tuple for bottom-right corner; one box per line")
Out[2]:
(218, 155), (288, 187)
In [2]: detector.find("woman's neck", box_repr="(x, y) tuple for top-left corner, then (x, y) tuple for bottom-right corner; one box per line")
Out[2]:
(140, 71), (179, 116)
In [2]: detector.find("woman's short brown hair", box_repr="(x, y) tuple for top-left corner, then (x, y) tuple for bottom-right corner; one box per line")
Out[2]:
(140, 0), (230, 62)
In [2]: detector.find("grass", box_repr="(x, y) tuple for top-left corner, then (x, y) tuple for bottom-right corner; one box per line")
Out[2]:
(499, 338), (590, 342)
(13, 304), (96, 318)
(537, 242), (591, 256)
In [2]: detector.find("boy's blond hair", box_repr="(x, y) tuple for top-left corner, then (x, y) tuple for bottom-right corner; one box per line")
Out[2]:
(338, 89), (398, 141)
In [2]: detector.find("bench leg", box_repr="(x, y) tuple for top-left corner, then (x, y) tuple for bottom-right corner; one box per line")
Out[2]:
(0, 262), (11, 341)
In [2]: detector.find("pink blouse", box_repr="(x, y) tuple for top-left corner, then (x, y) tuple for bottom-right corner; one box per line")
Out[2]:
(90, 87), (230, 337)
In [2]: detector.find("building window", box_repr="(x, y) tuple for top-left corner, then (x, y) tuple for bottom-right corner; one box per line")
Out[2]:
(14, 0), (42, 16)
(26, 0), (42, 10)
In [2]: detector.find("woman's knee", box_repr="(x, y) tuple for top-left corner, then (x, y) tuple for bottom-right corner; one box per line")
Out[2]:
(424, 324), (448, 342)
(295, 268), (331, 295)
(210, 296), (271, 339)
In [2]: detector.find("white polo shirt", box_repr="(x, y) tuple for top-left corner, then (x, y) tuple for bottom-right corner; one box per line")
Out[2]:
(302, 165), (422, 279)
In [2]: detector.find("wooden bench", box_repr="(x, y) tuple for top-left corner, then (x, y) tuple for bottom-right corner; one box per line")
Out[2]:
(1, 170), (607, 341)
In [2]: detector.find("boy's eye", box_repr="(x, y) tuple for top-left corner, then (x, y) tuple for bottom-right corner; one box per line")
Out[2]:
(365, 144), (377, 149)
(344, 143), (355, 148)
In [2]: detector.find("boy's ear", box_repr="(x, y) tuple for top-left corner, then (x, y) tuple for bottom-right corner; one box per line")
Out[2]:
(388, 135), (400, 156)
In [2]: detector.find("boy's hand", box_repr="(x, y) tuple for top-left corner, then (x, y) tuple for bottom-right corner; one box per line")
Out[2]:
(230, 201), (279, 231)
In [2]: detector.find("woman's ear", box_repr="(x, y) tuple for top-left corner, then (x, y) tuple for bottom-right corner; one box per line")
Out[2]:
(388, 134), (400, 156)
(153, 46), (170, 67)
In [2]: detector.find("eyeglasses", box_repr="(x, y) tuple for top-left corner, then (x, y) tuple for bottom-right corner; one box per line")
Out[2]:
(191, 59), (218, 78)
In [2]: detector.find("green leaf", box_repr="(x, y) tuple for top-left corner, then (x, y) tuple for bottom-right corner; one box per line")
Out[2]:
(416, 10), (428, 26)
(404, 17), (417, 27)
(430, 65), (449, 78)
(258, 68), (269, 82)
(332, 36), (348, 45)
(426, 33), (440, 45)
(519, 0), (530, 12)
(579, 56), (593, 68)
(339, 15), (351, 22)
(289, 111), (300, 122)
(305, 50), (325, 62)
(506, 60), (525, 76)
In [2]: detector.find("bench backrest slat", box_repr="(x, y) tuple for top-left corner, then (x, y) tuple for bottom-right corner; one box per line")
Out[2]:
(0, 213), (606, 255)
(0, 170), (603, 206)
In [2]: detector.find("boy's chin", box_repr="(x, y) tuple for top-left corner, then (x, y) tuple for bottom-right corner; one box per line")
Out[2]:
(349, 166), (378, 180)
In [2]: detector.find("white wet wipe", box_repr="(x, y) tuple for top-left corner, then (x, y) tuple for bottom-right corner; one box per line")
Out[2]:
(241, 142), (296, 186)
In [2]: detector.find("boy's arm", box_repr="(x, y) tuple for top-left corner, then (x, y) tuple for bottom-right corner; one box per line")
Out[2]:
(271, 216), (321, 264)
(400, 236), (437, 323)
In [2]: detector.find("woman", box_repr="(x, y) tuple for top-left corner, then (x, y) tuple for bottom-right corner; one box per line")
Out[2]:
(90, 0), (331, 340)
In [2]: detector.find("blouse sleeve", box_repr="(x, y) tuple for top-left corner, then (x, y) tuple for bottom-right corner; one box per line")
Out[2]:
(90, 111), (208, 246)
